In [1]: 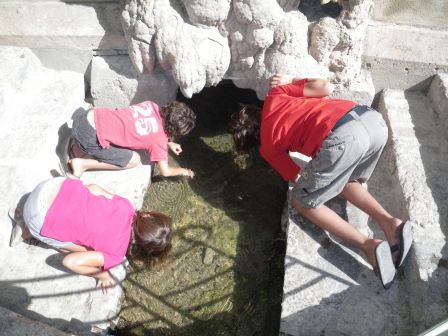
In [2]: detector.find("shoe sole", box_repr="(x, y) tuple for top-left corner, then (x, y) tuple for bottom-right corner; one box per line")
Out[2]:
(397, 220), (413, 268)
(375, 241), (396, 290)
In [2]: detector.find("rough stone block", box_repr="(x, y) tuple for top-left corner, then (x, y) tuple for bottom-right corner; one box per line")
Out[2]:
(364, 22), (448, 92)
(90, 54), (178, 108)
(428, 73), (448, 140)
(378, 88), (448, 332)
(0, 306), (71, 336)
(0, 47), (146, 334)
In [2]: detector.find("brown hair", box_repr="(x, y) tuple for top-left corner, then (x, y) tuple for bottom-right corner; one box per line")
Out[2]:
(160, 101), (196, 138)
(227, 104), (261, 153)
(130, 211), (173, 268)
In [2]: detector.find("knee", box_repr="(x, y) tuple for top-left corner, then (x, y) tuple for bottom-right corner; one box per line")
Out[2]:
(291, 196), (306, 211)
(127, 152), (141, 168)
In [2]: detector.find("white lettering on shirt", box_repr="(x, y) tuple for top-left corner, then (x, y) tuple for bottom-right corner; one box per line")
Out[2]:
(130, 104), (159, 135)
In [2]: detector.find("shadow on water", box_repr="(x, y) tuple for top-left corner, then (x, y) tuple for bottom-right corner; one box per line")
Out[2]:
(117, 81), (287, 335)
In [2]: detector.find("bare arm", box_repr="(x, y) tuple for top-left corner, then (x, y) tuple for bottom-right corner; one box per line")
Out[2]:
(303, 78), (334, 97)
(63, 251), (115, 295)
(269, 74), (334, 97)
(157, 160), (194, 178)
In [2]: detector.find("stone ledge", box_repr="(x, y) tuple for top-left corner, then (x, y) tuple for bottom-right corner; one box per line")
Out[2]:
(0, 306), (72, 336)
(377, 84), (448, 332)
(364, 21), (448, 92)
(0, 46), (151, 335)
(0, 1), (126, 50)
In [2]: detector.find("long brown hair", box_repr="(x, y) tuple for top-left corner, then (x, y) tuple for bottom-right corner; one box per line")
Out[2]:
(227, 104), (262, 153)
(130, 210), (173, 268)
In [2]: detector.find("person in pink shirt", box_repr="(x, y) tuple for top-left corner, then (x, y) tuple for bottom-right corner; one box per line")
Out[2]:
(68, 100), (196, 178)
(228, 74), (412, 289)
(9, 177), (172, 294)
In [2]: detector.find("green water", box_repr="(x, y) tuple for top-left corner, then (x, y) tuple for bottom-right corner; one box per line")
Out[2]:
(118, 82), (287, 335)
(117, 132), (286, 336)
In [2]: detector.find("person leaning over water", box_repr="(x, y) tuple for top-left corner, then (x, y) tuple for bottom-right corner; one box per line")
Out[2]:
(68, 100), (196, 179)
(9, 177), (172, 294)
(227, 74), (412, 289)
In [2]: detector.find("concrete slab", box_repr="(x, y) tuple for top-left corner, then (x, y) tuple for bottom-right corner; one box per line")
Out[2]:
(90, 55), (178, 108)
(0, 46), (151, 334)
(0, 306), (72, 336)
(280, 166), (412, 336)
(378, 82), (448, 332)
(0, 1), (126, 74)
(363, 22), (448, 92)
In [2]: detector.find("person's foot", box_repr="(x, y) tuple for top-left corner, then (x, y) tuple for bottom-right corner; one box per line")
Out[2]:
(363, 238), (383, 268)
(382, 217), (404, 264)
(362, 238), (396, 289)
(68, 158), (84, 178)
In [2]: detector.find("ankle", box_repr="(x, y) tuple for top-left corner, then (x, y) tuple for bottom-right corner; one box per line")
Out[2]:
(381, 217), (402, 245)
(362, 238), (382, 267)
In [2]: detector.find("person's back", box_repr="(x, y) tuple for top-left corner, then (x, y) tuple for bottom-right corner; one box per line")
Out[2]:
(14, 177), (173, 294)
(68, 100), (196, 178)
(228, 74), (413, 289)
(42, 178), (134, 270)
(260, 78), (356, 180)
(94, 101), (168, 163)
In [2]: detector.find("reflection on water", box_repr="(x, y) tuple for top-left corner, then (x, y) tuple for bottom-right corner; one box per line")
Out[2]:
(118, 132), (287, 336)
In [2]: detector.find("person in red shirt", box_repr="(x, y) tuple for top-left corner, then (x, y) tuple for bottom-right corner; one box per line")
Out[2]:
(228, 74), (412, 289)
(68, 100), (196, 178)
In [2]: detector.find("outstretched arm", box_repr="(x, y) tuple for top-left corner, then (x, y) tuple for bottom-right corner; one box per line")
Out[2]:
(269, 74), (334, 97)
(157, 160), (195, 178)
(62, 251), (115, 295)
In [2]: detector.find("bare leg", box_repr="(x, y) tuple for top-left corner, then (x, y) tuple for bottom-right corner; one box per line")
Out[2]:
(69, 151), (141, 177)
(340, 181), (402, 247)
(291, 197), (381, 267)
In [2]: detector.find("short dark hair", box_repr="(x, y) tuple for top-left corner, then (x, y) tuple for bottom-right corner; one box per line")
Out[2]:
(160, 101), (196, 138)
(130, 211), (172, 268)
(227, 104), (261, 153)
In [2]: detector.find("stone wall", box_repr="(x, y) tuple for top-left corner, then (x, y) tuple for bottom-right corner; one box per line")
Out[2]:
(121, 0), (374, 103)
(0, 0), (447, 105)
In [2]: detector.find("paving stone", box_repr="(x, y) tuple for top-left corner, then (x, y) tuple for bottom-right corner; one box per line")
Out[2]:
(0, 46), (150, 334)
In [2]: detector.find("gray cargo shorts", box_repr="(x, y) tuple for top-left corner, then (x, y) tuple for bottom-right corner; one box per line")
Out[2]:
(72, 109), (133, 168)
(293, 105), (388, 208)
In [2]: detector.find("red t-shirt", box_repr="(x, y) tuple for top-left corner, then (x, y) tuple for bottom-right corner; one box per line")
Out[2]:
(259, 79), (357, 181)
(41, 179), (134, 270)
(94, 101), (168, 162)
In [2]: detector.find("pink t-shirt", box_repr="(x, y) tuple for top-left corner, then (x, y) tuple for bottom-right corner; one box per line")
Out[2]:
(41, 179), (135, 270)
(94, 101), (168, 162)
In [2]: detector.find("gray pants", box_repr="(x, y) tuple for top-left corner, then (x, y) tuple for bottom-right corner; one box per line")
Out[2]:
(23, 177), (74, 249)
(293, 106), (388, 208)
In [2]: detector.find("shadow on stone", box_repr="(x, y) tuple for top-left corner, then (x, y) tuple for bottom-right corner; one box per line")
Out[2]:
(0, 281), (92, 335)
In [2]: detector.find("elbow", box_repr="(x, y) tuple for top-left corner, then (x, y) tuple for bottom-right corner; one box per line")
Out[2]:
(157, 163), (171, 177)
(159, 170), (170, 177)
(324, 81), (334, 96)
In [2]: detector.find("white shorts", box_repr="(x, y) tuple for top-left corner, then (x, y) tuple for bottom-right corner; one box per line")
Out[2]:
(23, 177), (75, 249)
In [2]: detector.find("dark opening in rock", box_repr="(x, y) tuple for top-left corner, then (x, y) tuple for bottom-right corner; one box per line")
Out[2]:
(298, 0), (343, 21)
(176, 79), (263, 134)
